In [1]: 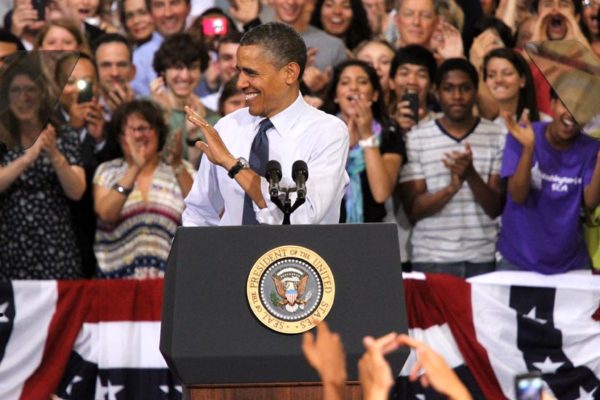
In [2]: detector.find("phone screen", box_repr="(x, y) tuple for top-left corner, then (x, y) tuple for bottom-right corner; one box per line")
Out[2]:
(515, 373), (543, 400)
(202, 17), (228, 36)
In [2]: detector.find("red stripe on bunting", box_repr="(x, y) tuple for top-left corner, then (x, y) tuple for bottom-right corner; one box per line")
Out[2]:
(20, 281), (92, 400)
(428, 274), (505, 400)
(94, 279), (164, 322)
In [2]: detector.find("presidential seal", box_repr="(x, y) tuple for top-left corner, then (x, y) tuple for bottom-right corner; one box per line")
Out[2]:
(246, 245), (335, 334)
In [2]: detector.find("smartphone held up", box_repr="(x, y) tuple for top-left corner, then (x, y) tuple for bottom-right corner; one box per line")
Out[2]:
(32, 0), (48, 21)
(401, 90), (419, 123)
(76, 79), (94, 103)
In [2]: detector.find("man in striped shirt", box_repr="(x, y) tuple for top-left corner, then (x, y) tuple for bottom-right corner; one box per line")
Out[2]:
(400, 58), (505, 278)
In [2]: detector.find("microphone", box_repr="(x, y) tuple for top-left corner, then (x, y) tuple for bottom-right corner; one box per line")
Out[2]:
(265, 160), (282, 198)
(292, 160), (309, 199)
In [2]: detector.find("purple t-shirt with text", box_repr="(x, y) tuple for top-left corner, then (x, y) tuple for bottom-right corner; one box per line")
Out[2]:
(498, 122), (600, 274)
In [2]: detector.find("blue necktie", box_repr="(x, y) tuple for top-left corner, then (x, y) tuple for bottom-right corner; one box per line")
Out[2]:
(242, 118), (274, 225)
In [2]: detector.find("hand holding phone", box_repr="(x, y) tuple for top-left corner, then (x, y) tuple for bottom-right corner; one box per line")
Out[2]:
(401, 91), (419, 123)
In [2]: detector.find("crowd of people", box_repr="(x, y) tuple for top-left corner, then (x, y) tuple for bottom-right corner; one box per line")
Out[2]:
(0, 0), (599, 281)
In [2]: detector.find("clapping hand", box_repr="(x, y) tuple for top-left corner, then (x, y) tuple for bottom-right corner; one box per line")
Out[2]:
(358, 333), (399, 400)
(397, 334), (472, 399)
(431, 21), (465, 62)
(347, 94), (374, 143)
(443, 142), (474, 181)
(359, 333), (472, 400)
(469, 30), (504, 71)
(123, 132), (148, 168)
(503, 109), (534, 148)
(22, 132), (44, 166)
(38, 124), (59, 157)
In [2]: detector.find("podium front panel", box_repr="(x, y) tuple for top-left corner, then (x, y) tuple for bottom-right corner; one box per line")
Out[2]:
(161, 223), (408, 384)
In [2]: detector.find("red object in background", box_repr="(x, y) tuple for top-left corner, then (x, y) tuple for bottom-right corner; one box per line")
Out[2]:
(202, 17), (228, 36)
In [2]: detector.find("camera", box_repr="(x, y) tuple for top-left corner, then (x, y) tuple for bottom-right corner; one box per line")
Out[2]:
(515, 372), (543, 400)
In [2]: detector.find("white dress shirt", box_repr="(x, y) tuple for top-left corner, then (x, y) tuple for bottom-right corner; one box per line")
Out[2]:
(182, 94), (350, 226)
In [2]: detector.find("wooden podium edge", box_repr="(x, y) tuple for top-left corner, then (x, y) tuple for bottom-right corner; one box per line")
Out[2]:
(185, 381), (362, 400)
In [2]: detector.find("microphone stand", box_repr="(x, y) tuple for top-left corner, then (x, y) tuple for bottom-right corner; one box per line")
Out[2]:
(270, 188), (305, 225)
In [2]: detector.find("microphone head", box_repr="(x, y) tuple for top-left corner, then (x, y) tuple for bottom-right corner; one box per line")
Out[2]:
(292, 160), (308, 181)
(266, 160), (282, 180)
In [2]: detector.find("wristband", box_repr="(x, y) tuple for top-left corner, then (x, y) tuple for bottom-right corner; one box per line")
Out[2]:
(358, 135), (381, 149)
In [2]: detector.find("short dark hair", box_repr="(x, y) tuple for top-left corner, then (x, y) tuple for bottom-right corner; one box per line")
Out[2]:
(153, 33), (209, 74)
(435, 58), (478, 88)
(145, 0), (190, 11)
(92, 33), (133, 62)
(109, 99), (168, 151)
(218, 31), (243, 48)
(240, 22), (307, 79)
(0, 29), (25, 51)
(390, 45), (437, 82)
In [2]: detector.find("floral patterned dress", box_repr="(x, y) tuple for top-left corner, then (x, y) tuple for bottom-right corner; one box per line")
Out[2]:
(0, 128), (83, 279)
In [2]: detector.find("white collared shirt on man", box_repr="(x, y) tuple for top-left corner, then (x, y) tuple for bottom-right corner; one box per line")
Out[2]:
(182, 94), (349, 226)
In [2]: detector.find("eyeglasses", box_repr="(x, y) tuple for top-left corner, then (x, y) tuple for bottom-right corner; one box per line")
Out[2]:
(124, 125), (153, 134)
(582, 0), (600, 7)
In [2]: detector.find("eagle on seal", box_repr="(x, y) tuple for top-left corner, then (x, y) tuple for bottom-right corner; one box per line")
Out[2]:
(272, 273), (309, 307)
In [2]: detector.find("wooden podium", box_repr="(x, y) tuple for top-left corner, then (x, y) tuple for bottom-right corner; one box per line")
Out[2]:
(184, 382), (362, 400)
(160, 224), (408, 399)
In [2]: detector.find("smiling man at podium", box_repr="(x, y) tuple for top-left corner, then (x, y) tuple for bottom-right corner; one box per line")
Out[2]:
(182, 22), (349, 226)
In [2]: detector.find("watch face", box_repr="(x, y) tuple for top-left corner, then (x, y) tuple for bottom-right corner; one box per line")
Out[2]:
(238, 157), (249, 168)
